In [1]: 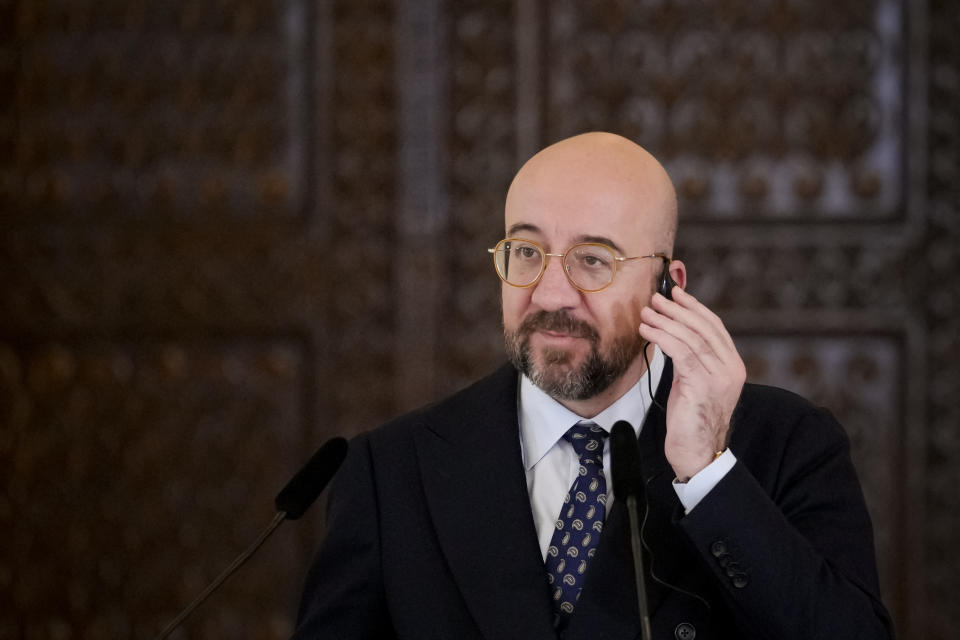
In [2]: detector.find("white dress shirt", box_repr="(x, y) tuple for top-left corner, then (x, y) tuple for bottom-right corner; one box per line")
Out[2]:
(518, 346), (737, 559)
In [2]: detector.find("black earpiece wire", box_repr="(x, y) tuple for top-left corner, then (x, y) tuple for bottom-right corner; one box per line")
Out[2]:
(642, 341), (665, 412)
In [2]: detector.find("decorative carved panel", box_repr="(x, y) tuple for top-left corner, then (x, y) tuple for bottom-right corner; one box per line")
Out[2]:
(1, 0), (344, 637)
(442, 0), (517, 392)
(924, 1), (960, 636)
(2, 0), (954, 637)
(326, 0), (398, 431)
(2, 0), (297, 220)
(545, 0), (904, 221)
(0, 338), (306, 638)
(682, 234), (910, 313)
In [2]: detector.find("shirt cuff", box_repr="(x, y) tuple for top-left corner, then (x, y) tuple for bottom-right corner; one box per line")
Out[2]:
(672, 449), (737, 514)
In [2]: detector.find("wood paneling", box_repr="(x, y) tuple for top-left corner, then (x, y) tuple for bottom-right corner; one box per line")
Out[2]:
(2, 0), (955, 637)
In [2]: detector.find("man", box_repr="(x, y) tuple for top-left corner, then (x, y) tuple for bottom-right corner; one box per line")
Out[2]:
(292, 133), (893, 639)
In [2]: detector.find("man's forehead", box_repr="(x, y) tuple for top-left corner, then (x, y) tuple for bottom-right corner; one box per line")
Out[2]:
(502, 139), (677, 255)
(505, 221), (628, 254)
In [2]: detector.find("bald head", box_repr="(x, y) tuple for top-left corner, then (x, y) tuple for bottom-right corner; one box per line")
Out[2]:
(505, 132), (678, 252)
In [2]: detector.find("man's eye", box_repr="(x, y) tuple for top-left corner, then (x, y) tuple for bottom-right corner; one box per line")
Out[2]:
(516, 246), (538, 259)
(581, 254), (609, 268)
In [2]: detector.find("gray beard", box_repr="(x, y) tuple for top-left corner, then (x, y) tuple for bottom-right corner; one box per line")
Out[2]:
(504, 309), (644, 401)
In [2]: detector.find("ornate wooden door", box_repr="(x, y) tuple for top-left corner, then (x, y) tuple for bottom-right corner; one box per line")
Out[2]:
(3, 0), (956, 637)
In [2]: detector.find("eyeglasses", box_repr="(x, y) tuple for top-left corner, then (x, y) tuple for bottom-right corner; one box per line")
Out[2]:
(488, 237), (671, 293)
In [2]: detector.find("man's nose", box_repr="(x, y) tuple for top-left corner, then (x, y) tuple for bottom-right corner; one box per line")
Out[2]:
(530, 257), (581, 310)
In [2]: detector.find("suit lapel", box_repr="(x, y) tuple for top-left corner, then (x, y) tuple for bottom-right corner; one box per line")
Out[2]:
(414, 365), (557, 640)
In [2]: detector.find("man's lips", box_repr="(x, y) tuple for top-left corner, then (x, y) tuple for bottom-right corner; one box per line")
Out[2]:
(534, 329), (584, 341)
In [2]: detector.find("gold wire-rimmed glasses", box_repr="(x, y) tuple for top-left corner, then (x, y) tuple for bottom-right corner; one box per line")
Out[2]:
(488, 237), (671, 293)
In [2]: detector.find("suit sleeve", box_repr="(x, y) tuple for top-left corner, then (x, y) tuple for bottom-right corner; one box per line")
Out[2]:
(291, 433), (394, 639)
(678, 407), (893, 639)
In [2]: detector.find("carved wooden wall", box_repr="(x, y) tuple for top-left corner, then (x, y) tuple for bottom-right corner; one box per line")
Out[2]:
(3, 0), (956, 637)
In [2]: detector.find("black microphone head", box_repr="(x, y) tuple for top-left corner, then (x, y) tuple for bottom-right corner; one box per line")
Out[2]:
(610, 420), (642, 500)
(275, 437), (348, 520)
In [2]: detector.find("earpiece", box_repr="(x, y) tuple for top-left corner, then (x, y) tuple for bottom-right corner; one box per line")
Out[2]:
(645, 261), (676, 413)
(657, 265), (677, 300)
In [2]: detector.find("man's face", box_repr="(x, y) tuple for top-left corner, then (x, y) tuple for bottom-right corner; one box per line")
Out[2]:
(501, 145), (670, 402)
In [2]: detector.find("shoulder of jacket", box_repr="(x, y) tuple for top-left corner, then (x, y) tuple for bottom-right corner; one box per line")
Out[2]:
(363, 362), (518, 441)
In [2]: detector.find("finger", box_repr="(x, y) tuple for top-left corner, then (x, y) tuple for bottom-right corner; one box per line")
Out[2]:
(652, 290), (737, 356)
(656, 288), (731, 351)
(647, 298), (730, 367)
(639, 321), (719, 379)
(670, 287), (736, 349)
(671, 287), (739, 353)
(640, 306), (722, 374)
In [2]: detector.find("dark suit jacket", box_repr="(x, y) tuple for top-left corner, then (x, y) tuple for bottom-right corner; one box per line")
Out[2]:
(293, 362), (893, 639)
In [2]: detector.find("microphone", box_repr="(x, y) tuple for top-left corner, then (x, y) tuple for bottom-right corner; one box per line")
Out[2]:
(610, 420), (652, 640)
(610, 420), (644, 499)
(275, 437), (349, 519)
(153, 436), (348, 640)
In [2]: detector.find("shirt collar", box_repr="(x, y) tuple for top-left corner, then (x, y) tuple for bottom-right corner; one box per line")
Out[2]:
(518, 346), (665, 471)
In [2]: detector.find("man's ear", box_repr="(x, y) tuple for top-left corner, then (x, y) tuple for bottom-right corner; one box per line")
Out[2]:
(668, 259), (687, 291)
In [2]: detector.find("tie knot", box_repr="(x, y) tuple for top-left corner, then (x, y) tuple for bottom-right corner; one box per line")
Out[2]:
(563, 423), (607, 463)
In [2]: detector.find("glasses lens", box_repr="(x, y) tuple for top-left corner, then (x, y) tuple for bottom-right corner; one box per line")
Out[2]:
(494, 239), (543, 286)
(564, 244), (615, 291)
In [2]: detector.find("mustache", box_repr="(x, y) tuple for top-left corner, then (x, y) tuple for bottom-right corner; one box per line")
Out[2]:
(516, 310), (600, 344)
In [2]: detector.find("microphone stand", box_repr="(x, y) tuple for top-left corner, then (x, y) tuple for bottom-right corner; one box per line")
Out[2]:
(625, 495), (652, 640)
(153, 511), (287, 640)
(151, 435), (347, 639)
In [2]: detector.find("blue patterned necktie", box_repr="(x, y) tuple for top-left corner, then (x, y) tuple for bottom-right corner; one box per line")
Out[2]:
(544, 422), (609, 628)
